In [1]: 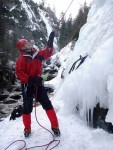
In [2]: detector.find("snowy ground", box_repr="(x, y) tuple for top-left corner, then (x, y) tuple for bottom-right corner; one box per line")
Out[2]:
(0, 98), (113, 150)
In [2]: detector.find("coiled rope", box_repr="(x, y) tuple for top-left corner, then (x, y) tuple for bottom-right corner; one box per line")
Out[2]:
(5, 106), (60, 150)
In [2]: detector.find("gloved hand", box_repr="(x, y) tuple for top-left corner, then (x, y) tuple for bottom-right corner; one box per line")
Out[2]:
(36, 76), (43, 86)
(47, 31), (55, 48)
(28, 76), (43, 87)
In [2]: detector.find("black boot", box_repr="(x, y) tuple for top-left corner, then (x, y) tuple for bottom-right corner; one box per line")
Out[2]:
(51, 127), (60, 137)
(24, 131), (31, 138)
(24, 129), (31, 138)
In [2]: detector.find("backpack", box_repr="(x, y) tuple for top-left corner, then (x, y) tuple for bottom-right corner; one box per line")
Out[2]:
(10, 105), (23, 120)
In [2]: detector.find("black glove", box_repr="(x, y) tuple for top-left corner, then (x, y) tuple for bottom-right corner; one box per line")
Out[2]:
(28, 76), (43, 87)
(47, 31), (55, 48)
(36, 76), (43, 86)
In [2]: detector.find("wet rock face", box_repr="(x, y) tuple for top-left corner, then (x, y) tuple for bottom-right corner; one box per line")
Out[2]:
(0, 87), (22, 120)
(0, 84), (54, 120)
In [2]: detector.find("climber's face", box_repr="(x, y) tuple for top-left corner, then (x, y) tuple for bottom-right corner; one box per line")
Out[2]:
(21, 42), (32, 50)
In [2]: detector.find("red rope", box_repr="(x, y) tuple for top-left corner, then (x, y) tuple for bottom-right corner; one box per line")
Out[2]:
(63, 0), (74, 18)
(27, 106), (60, 150)
(4, 106), (60, 150)
(4, 140), (26, 150)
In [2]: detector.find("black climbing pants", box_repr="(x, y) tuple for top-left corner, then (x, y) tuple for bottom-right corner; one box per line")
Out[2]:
(22, 84), (53, 114)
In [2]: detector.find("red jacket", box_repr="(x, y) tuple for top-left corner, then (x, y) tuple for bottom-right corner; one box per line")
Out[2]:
(16, 47), (53, 84)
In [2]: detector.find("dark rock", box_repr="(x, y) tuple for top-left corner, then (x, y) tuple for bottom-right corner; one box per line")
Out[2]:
(97, 118), (113, 133)
(0, 94), (9, 101)
(3, 99), (17, 104)
(0, 104), (4, 110)
(43, 69), (58, 74)
(92, 103), (113, 133)
(0, 110), (6, 114)
(56, 63), (61, 68)
(93, 103), (108, 128)
(46, 59), (51, 65)
(47, 74), (57, 81)
(0, 119), (3, 122)
(13, 87), (22, 92)
(45, 87), (54, 93)
(10, 95), (21, 100)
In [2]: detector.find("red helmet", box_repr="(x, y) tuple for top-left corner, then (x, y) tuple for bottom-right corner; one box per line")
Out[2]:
(16, 39), (28, 51)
